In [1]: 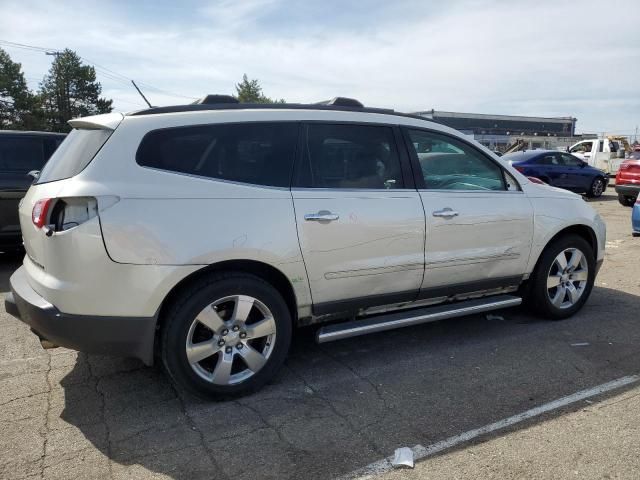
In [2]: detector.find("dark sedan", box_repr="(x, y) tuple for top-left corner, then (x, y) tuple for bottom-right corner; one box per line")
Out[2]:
(0, 131), (66, 252)
(503, 150), (608, 198)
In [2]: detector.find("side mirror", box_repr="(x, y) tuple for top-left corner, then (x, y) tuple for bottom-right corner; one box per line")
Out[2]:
(27, 170), (40, 181)
(580, 162), (587, 168)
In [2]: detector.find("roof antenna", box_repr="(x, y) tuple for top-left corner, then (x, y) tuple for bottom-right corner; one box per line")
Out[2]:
(131, 80), (153, 108)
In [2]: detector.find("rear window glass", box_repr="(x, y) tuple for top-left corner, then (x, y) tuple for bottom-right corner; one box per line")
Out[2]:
(37, 129), (111, 184)
(0, 136), (48, 173)
(136, 122), (298, 188)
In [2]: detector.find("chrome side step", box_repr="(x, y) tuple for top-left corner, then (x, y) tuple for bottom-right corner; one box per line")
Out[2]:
(316, 295), (522, 343)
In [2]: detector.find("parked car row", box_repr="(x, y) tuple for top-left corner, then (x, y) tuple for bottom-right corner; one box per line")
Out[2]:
(568, 136), (627, 175)
(0, 131), (66, 251)
(615, 147), (640, 207)
(502, 150), (608, 198)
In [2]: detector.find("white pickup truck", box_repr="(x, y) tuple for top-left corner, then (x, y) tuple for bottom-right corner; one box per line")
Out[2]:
(568, 137), (625, 175)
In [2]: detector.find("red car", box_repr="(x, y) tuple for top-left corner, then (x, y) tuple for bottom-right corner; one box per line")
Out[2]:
(615, 148), (640, 206)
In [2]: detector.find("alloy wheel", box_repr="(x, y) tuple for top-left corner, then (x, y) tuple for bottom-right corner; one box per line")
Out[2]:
(185, 295), (277, 385)
(592, 179), (604, 197)
(546, 248), (589, 309)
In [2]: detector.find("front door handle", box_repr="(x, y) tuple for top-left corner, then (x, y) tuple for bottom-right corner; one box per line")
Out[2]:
(304, 211), (340, 222)
(432, 208), (459, 218)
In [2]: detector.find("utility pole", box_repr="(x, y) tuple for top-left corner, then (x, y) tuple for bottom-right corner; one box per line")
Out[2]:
(45, 51), (63, 130)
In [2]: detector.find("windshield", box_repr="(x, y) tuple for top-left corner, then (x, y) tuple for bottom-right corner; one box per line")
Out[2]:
(36, 128), (111, 184)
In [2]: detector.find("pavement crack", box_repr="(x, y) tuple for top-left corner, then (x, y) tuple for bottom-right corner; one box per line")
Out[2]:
(38, 353), (53, 480)
(316, 345), (395, 414)
(88, 355), (115, 480)
(236, 399), (309, 455)
(168, 384), (231, 480)
(0, 390), (49, 408)
(284, 363), (387, 457)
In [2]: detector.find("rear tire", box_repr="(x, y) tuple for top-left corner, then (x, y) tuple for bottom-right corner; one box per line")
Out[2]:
(526, 235), (595, 320)
(618, 194), (636, 207)
(586, 177), (605, 198)
(161, 272), (292, 399)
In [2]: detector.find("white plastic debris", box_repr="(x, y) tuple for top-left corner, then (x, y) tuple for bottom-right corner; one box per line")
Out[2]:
(391, 447), (414, 469)
(570, 342), (590, 347)
(486, 314), (505, 321)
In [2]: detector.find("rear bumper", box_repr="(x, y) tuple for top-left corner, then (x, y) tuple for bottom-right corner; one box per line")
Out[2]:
(615, 184), (640, 197)
(5, 266), (156, 365)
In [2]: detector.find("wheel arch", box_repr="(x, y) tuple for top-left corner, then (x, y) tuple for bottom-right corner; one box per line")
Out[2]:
(153, 260), (299, 358)
(530, 224), (598, 277)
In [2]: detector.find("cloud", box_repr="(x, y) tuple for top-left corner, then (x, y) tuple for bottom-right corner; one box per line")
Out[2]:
(0, 0), (638, 133)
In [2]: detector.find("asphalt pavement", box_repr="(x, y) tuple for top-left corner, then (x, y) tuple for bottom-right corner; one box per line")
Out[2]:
(1, 190), (639, 480)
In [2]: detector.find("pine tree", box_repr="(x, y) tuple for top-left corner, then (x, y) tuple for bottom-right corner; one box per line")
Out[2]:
(235, 74), (285, 104)
(39, 49), (113, 132)
(0, 48), (41, 130)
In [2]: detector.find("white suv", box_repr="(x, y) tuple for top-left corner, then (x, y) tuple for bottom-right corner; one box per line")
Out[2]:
(5, 96), (606, 398)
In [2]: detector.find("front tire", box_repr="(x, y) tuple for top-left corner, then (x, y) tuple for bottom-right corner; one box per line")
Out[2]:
(526, 235), (595, 320)
(161, 272), (292, 399)
(586, 177), (605, 198)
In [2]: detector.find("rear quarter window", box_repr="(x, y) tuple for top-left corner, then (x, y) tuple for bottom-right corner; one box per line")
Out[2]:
(136, 122), (299, 188)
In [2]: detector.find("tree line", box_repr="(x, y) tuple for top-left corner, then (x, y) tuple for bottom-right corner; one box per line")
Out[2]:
(0, 48), (112, 132)
(0, 47), (284, 133)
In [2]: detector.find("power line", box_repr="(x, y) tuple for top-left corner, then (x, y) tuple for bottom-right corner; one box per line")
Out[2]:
(135, 81), (197, 100)
(0, 39), (196, 100)
(0, 39), (53, 53)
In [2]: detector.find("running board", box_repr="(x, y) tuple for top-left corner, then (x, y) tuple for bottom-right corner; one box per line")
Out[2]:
(316, 295), (522, 343)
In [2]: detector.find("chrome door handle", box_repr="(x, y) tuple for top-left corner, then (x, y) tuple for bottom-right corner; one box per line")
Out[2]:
(432, 208), (459, 218)
(304, 211), (340, 222)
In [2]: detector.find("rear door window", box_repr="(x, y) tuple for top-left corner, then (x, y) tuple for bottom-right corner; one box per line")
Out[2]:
(136, 122), (298, 188)
(0, 136), (47, 173)
(538, 154), (559, 165)
(295, 123), (404, 189)
(37, 129), (111, 184)
(560, 153), (583, 166)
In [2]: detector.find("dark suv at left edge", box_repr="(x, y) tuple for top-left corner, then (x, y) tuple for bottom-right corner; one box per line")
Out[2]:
(0, 131), (66, 252)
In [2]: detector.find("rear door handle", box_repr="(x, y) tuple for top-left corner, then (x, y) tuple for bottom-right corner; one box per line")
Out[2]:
(304, 211), (340, 222)
(432, 208), (459, 218)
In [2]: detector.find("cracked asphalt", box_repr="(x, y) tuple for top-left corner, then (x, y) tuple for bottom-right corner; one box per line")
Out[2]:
(1, 189), (639, 480)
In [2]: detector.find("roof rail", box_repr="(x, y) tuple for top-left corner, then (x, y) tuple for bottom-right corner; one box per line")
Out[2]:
(128, 101), (423, 120)
(315, 97), (364, 108)
(192, 94), (239, 105)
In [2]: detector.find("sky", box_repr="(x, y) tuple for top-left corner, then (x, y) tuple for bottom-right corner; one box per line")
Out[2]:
(0, 0), (638, 135)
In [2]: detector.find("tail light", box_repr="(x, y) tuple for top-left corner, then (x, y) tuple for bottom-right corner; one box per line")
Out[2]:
(32, 197), (98, 233)
(527, 176), (547, 185)
(32, 198), (53, 228)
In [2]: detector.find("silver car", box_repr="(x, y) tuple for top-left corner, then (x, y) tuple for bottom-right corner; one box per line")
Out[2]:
(5, 96), (606, 398)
